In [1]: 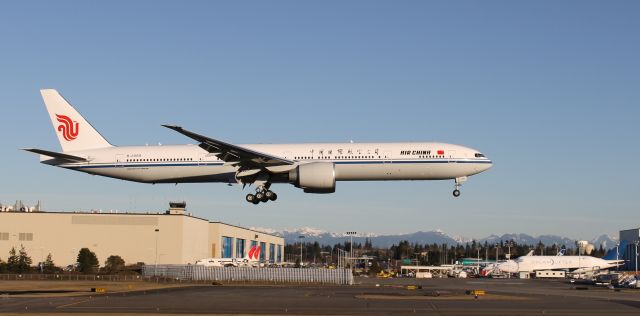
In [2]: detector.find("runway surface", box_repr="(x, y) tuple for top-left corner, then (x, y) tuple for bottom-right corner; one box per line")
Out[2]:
(0, 278), (639, 315)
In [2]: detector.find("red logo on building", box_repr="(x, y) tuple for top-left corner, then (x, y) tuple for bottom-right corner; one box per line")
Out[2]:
(56, 114), (79, 141)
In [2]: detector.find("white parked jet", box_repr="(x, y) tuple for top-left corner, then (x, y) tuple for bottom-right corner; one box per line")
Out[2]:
(195, 245), (262, 267)
(24, 89), (492, 204)
(495, 255), (624, 275)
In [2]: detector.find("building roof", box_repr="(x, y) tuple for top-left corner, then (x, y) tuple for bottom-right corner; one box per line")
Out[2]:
(0, 211), (279, 238)
(209, 221), (282, 238)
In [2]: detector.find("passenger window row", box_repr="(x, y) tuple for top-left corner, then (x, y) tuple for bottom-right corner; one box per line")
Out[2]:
(294, 156), (378, 160)
(126, 158), (194, 162)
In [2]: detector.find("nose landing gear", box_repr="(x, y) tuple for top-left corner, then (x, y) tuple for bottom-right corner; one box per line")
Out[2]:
(453, 176), (467, 198)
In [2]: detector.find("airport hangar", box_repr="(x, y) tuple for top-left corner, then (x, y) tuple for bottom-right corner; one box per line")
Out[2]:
(0, 203), (284, 267)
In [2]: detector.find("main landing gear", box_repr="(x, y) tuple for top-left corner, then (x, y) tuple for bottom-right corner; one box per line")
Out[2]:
(453, 176), (467, 198)
(246, 187), (278, 205)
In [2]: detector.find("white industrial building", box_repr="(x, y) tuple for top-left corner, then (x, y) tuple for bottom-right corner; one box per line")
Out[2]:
(0, 202), (284, 267)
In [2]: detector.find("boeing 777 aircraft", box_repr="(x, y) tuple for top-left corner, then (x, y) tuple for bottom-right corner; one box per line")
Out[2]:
(24, 89), (493, 204)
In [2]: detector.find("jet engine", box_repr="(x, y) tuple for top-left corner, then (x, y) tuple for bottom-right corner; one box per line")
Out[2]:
(289, 162), (336, 193)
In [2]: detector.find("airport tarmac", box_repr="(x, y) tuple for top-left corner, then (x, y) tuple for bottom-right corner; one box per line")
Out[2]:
(0, 278), (638, 315)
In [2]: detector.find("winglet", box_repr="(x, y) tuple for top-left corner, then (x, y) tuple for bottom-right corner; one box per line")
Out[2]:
(162, 124), (182, 131)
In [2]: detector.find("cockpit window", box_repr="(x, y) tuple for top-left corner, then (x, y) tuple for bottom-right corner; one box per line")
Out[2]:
(474, 153), (485, 158)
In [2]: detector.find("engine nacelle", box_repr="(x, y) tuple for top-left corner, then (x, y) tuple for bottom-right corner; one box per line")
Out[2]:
(289, 162), (336, 194)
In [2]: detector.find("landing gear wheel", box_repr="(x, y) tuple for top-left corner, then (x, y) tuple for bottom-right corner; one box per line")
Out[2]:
(256, 191), (268, 203)
(453, 189), (461, 197)
(246, 194), (257, 204)
(265, 190), (277, 201)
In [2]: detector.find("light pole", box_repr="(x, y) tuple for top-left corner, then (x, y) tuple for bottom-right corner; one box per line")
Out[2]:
(495, 243), (499, 262)
(345, 231), (357, 269)
(298, 235), (305, 268)
(577, 241), (582, 279)
(635, 241), (639, 276)
(507, 242), (512, 279)
(616, 242), (620, 272)
(476, 247), (480, 276)
(154, 228), (160, 274)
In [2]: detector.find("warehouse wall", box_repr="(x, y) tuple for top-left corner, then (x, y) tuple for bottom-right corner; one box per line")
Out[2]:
(0, 212), (283, 267)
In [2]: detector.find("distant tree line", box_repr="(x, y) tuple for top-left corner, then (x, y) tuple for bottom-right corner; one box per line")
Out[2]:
(0, 246), (134, 275)
(286, 238), (609, 268)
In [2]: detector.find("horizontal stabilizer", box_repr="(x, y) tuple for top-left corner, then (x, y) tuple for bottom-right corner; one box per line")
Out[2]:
(22, 148), (88, 162)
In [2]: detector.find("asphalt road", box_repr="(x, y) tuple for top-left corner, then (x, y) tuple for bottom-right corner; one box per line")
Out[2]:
(0, 278), (638, 315)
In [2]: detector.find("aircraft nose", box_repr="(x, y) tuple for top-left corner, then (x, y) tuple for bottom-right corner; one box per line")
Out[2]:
(474, 158), (493, 173)
(485, 159), (493, 171)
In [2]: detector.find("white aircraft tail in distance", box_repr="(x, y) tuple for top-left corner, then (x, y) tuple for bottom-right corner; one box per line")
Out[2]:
(195, 245), (262, 267)
(24, 89), (493, 204)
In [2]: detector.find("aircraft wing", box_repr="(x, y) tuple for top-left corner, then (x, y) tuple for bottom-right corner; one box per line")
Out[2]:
(22, 148), (88, 162)
(162, 125), (295, 168)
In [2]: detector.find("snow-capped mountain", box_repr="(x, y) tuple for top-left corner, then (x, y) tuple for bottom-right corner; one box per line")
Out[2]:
(590, 234), (618, 249)
(479, 233), (575, 247)
(259, 227), (618, 250)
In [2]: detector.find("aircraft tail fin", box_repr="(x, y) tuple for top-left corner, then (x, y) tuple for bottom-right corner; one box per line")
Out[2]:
(244, 245), (261, 261)
(40, 89), (112, 152)
(602, 240), (628, 260)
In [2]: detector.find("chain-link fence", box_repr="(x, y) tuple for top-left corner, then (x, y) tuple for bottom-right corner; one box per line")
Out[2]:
(0, 274), (143, 281)
(142, 265), (353, 285)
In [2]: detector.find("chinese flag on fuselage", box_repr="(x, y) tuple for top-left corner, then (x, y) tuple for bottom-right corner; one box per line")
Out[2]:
(437, 150), (444, 155)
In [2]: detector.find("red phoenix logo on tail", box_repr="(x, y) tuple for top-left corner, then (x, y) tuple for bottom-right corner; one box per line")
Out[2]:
(56, 114), (79, 141)
(247, 245), (261, 260)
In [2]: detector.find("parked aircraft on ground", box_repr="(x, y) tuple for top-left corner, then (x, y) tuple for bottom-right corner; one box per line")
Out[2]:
(24, 89), (493, 204)
(195, 245), (261, 267)
(495, 252), (624, 275)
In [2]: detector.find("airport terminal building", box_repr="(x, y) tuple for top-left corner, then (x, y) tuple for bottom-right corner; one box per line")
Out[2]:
(0, 203), (284, 267)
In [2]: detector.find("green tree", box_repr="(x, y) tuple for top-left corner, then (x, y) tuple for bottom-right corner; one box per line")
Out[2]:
(0, 258), (7, 273)
(7, 247), (19, 273)
(43, 253), (56, 273)
(16, 245), (32, 273)
(104, 255), (125, 274)
(76, 248), (99, 273)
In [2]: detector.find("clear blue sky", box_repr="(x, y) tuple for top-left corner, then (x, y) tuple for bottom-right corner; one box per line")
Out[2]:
(1, 1), (638, 240)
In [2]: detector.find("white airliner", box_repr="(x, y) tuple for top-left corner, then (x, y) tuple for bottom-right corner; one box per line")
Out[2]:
(24, 89), (493, 204)
(196, 245), (261, 267)
(495, 255), (624, 275)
